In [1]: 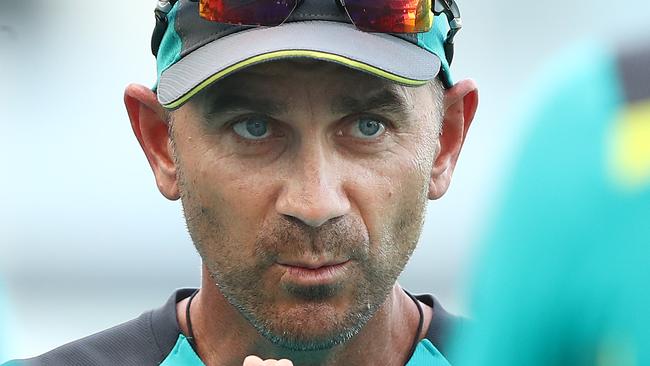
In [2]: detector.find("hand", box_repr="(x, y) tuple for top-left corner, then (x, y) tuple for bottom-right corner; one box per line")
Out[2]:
(243, 355), (294, 366)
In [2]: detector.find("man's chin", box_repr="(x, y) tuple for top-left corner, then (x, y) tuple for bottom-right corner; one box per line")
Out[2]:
(252, 303), (371, 352)
(282, 283), (345, 301)
(261, 324), (358, 352)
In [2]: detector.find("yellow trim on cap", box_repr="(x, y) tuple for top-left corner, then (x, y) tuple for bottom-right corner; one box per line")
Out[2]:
(162, 50), (429, 110)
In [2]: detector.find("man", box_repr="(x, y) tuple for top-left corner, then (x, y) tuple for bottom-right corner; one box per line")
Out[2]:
(453, 39), (650, 365)
(4, 0), (478, 365)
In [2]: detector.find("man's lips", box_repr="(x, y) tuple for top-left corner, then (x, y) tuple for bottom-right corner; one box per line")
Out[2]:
(276, 258), (349, 269)
(276, 259), (351, 285)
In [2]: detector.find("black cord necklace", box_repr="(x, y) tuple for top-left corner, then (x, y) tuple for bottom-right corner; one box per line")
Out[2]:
(185, 289), (199, 351)
(184, 289), (424, 363)
(404, 291), (425, 363)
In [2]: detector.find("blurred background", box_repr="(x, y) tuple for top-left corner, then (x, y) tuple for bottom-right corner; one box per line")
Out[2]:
(1, 0), (649, 362)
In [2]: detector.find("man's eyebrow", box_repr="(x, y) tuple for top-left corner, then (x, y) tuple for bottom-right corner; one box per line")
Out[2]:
(332, 88), (414, 116)
(202, 94), (289, 117)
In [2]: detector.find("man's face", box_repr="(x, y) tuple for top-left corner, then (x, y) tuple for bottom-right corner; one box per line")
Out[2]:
(170, 61), (443, 351)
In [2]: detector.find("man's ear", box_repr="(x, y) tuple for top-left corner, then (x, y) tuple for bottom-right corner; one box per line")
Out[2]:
(124, 84), (180, 200)
(428, 79), (479, 200)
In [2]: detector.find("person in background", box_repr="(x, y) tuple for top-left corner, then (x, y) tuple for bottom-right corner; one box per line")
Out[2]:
(453, 38), (650, 365)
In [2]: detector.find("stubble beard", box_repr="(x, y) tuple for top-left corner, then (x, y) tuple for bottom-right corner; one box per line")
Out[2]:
(175, 160), (428, 352)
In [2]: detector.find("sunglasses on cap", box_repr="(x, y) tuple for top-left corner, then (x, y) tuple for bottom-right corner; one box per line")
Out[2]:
(198, 0), (456, 34)
(153, 0), (461, 63)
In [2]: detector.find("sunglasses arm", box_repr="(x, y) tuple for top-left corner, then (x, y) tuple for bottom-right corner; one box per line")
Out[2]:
(434, 0), (462, 65)
(152, 0), (180, 57)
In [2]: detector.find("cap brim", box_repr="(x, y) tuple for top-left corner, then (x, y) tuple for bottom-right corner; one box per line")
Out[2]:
(157, 21), (441, 109)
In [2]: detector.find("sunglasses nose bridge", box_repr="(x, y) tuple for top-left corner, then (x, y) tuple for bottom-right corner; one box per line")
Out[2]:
(334, 0), (351, 22)
(278, 0), (302, 26)
(284, 0), (352, 24)
(334, 0), (360, 32)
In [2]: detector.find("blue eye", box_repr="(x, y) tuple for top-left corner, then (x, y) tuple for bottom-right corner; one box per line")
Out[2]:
(352, 117), (385, 139)
(232, 117), (271, 140)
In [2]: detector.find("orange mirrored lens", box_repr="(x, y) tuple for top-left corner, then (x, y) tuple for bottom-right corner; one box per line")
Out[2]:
(199, 0), (298, 26)
(344, 0), (433, 33)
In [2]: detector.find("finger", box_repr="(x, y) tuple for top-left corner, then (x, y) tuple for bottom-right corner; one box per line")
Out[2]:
(276, 359), (294, 366)
(243, 355), (264, 366)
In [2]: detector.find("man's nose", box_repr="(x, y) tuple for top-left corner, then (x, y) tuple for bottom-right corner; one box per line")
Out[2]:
(275, 146), (351, 228)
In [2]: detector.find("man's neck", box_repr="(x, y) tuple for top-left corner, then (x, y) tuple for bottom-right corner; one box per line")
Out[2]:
(176, 273), (432, 366)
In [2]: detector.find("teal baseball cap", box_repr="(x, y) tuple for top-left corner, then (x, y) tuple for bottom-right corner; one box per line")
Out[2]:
(151, 0), (461, 110)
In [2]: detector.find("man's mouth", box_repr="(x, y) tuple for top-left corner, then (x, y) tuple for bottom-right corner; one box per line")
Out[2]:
(276, 259), (351, 286)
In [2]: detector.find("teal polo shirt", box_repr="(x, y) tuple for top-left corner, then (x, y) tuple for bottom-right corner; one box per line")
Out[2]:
(3, 289), (460, 365)
(160, 334), (450, 366)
